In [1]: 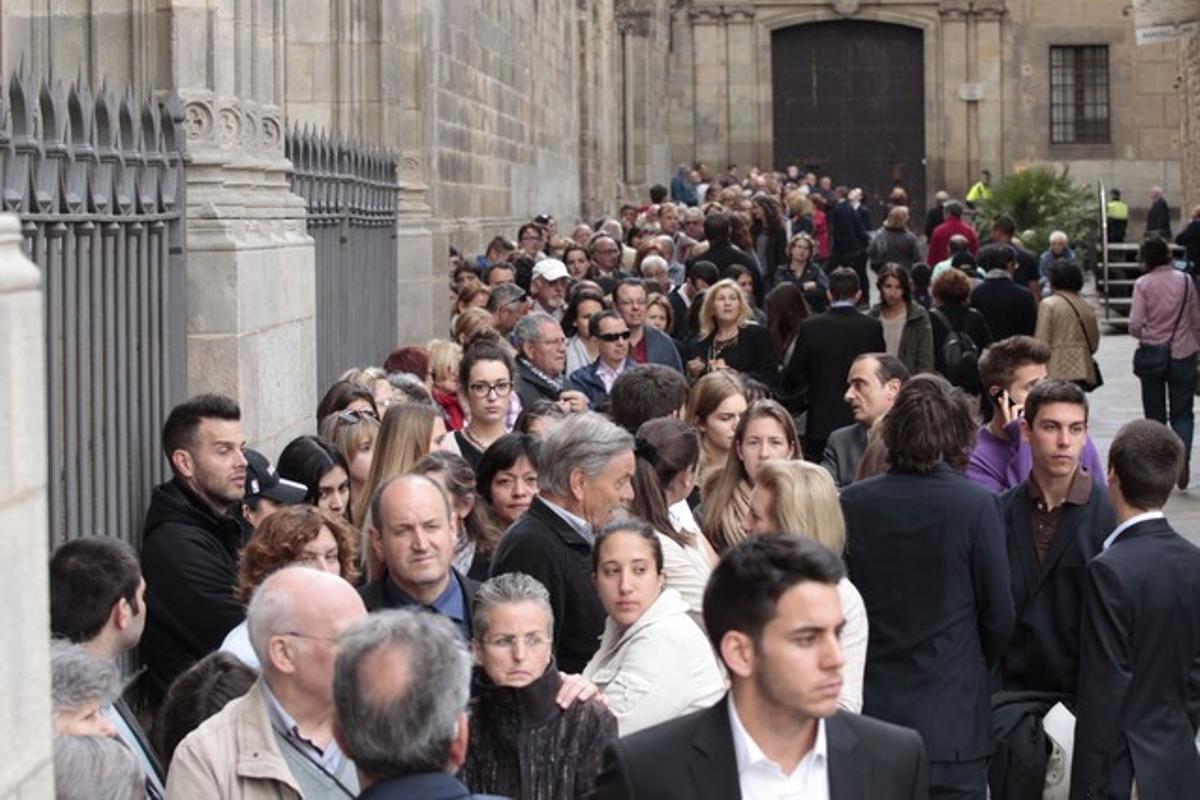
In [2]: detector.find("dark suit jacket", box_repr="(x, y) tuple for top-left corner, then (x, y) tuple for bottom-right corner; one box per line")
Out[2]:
(359, 568), (480, 637)
(998, 479), (1115, 697)
(358, 772), (505, 800)
(841, 464), (1016, 763)
(638, 325), (684, 373)
(971, 276), (1037, 342)
(821, 423), (869, 488)
(1146, 196), (1172, 238)
(782, 307), (886, 441)
(489, 496), (604, 674)
(1070, 517), (1200, 799)
(595, 697), (929, 800)
(829, 200), (870, 263)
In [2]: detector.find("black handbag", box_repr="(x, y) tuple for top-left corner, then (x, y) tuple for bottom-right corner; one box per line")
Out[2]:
(1132, 276), (1190, 380)
(1061, 294), (1103, 391)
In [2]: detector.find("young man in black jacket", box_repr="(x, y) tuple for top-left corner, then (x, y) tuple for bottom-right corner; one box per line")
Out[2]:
(139, 393), (248, 705)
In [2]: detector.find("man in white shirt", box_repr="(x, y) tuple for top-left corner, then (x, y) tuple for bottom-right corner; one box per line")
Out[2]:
(595, 534), (929, 800)
(1072, 419), (1200, 799)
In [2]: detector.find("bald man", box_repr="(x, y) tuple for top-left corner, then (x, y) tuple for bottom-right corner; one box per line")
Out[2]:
(360, 474), (481, 640)
(166, 567), (367, 799)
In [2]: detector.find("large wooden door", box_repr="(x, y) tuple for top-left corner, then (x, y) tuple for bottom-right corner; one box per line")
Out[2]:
(772, 21), (926, 225)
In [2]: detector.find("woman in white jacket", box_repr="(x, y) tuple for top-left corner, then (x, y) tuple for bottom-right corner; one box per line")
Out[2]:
(583, 519), (726, 736)
(742, 459), (869, 713)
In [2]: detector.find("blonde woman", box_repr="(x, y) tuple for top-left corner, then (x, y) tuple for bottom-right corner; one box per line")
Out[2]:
(743, 459), (869, 713)
(686, 370), (747, 494)
(428, 338), (465, 430)
(319, 409), (380, 519)
(701, 400), (799, 554)
(685, 278), (775, 387)
(339, 366), (395, 416)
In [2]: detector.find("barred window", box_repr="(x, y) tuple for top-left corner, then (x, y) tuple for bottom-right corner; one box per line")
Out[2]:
(1050, 46), (1110, 144)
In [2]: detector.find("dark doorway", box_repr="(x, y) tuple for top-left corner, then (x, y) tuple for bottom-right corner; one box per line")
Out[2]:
(772, 21), (925, 228)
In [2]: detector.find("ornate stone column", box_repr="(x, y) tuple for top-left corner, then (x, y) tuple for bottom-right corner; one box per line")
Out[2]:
(0, 214), (53, 797)
(938, 0), (1005, 195)
(617, 0), (672, 198)
(725, 6), (760, 169)
(168, 0), (317, 456)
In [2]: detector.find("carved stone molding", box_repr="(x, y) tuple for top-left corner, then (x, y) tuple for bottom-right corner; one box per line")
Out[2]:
(831, 0), (862, 17)
(939, 0), (1007, 19)
(617, 9), (653, 36)
(178, 91), (286, 160)
(688, 5), (727, 24)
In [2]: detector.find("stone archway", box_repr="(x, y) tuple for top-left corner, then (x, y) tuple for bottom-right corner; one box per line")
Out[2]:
(771, 19), (926, 221)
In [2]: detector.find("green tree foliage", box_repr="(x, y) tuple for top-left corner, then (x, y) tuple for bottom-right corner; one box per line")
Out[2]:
(973, 166), (1098, 260)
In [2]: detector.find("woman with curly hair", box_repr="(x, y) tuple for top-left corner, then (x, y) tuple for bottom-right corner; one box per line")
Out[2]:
(219, 505), (360, 668)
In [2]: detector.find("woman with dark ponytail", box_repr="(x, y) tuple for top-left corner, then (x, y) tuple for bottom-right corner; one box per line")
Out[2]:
(627, 418), (717, 630)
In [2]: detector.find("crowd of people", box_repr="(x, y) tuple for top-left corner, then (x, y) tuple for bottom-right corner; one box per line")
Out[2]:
(44, 163), (1200, 800)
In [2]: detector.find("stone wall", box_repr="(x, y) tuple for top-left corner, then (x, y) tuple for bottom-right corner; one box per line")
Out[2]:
(1182, 33), (1200, 210)
(0, 215), (54, 797)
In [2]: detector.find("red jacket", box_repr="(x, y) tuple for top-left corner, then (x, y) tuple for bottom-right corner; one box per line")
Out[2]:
(813, 209), (830, 260)
(927, 217), (979, 266)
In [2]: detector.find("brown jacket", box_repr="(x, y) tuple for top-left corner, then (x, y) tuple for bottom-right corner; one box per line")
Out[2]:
(165, 679), (301, 800)
(1036, 292), (1100, 384)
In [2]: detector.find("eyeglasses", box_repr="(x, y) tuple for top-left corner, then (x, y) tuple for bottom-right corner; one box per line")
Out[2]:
(279, 631), (338, 645)
(468, 380), (514, 398)
(597, 330), (632, 342)
(336, 409), (378, 425)
(481, 633), (551, 651)
(533, 337), (566, 348)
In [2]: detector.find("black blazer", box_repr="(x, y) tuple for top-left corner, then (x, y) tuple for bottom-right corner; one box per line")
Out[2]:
(595, 697), (929, 800)
(489, 496), (604, 674)
(970, 277), (1037, 342)
(998, 479), (1115, 697)
(829, 200), (870, 261)
(515, 357), (562, 410)
(1070, 517), (1200, 799)
(841, 464), (1016, 763)
(782, 307), (886, 441)
(691, 323), (777, 389)
(821, 423), (869, 488)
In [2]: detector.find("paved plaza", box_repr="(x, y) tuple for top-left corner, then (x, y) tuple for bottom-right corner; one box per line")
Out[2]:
(1090, 294), (1200, 542)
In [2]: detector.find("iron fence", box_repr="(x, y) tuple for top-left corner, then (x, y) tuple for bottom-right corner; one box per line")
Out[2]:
(287, 126), (399, 392)
(0, 70), (188, 548)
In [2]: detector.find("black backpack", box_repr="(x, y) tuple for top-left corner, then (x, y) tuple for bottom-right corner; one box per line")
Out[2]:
(931, 307), (981, 390)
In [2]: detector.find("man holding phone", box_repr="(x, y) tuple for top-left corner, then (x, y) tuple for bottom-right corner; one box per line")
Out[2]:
(967, 336), (1106, 493)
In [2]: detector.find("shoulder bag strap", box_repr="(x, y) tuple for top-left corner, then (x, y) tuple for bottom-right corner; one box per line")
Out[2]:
(1168, 272), (1192, 342)
(1060, 294), (1096, 352)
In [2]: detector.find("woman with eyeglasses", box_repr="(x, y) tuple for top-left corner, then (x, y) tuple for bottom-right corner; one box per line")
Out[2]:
(454, 339), (518, 470)
(582, 519), (725, 736)
(219, 505), (359, 669)
(462, 573), (618, 800)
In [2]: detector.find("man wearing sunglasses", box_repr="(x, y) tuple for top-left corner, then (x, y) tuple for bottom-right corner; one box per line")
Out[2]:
(569, 310), (637, 410)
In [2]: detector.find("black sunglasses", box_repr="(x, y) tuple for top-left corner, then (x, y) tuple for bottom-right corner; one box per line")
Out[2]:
(597, 330), (632, 342)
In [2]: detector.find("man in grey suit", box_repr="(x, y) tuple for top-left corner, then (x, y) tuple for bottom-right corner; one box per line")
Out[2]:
(822, 354), (909, 487)
(596, 535), (928, 800)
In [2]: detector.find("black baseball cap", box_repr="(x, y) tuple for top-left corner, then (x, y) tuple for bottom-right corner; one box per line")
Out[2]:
(244, 449), (308, 505)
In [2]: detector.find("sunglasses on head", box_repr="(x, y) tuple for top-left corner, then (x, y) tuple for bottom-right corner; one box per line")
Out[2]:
(597, 330), (632, 342)
(336, 408), (378, 424)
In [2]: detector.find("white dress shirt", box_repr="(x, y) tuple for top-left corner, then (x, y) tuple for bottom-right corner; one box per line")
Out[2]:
(729, 695), (829, 800)
(1102, 510), (1165, 550)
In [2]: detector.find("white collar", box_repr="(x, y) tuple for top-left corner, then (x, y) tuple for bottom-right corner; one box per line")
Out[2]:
(728, 694), (826, 778)
(1102, 510), (1166, 550)
(538, 496), (594, 544)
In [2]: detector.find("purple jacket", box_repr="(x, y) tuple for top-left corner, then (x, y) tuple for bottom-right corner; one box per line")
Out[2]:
(966, 420), (1106, 494)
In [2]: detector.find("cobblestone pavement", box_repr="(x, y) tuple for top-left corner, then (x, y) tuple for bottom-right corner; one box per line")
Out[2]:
(1090, 299), (1200, 544)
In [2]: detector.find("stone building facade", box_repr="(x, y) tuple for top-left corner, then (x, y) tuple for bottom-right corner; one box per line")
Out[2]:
(665, 0), (1191, 232)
